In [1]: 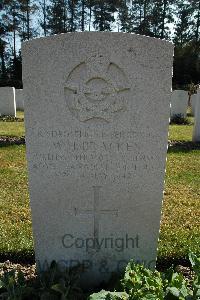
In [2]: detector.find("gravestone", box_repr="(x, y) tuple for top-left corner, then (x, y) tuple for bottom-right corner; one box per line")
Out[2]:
(22, 32), (173, 287)
(170, 90), (188, 118)
(191, 95), (196, 116)
(0, 87), (16, 117)
(191, 93), (198, 116)
(193, 90), (200, 142)
(15, 89), (25, 111)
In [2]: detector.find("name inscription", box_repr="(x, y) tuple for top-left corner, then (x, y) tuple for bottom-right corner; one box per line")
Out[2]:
(28, 127), (164, 183)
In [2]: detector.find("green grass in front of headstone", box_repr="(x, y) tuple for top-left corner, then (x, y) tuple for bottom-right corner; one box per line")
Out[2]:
(0, 111), (25, 137)
(159, 148), (200, 260)
(168, 124), (193, 141)
(0, 143), (199, 262)
(168, 116), (194, 141)
(16, 111), (24, 119)
(0, 145), (33, 259)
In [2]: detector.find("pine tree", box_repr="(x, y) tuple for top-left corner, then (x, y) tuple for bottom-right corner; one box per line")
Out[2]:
(78, 0), (87, 31)
(45, 0), (69, 34)
(93, 0), (117, 31)
(118, 0), (132, 32)
(190, 0), (200, 42)
(129, 0), (153, 36)
(2, 1), (21, 64)
(0, 1), (24, 86)
(1, 0), (23, 84)
(0, 19), (8, 82)
(87, 0), (93, 31)
(68, 0), (79, 32)
(39, 0), (47, 36)
(19, 0), (38, 41)
(173, 1), (192, 46)
(150, 0), (174, 39)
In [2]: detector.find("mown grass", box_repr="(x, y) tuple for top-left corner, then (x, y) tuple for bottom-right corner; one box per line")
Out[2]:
(0, 111), (25, 137)
(159, 148), (200, 260)
(0, 117), (199, 262)
(0, 145), (33, 259)
(168, 125), (193, 141)
(16, 111), (24, 119)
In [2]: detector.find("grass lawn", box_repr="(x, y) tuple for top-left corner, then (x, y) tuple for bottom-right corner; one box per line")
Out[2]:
(0, 145), (33, 260)
(168, 125), (193, 141)
(0, 111), (25, 137)
(0, 117), (199, 263)
(16, 111), (24, 119)
(159, 148), (200, 260)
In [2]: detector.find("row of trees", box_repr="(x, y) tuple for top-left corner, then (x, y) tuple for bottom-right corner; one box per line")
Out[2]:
(0, 0), (200, 88)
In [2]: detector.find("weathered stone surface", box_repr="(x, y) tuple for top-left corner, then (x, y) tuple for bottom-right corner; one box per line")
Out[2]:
(0, 87), (16, 117)
(15, 89), (25, 111)
(170, 90), (188, 118)
(22, 32), (173, 287)
(193, 90), (200, 142)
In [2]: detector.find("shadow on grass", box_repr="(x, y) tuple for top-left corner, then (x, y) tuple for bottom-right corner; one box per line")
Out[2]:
(0, 136), (25, 147)
(0, 250), (192, 272)
(156, 256), (191, 271)
(0, 250), (35, 264)
(168, 141), (200, 153)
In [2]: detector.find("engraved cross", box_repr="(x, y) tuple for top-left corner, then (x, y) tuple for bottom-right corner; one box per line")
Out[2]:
(72, 186), (118, 242)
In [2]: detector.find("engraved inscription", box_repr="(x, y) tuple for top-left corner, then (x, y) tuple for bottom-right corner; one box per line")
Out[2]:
(64, 55), (130, 122)
(67, 186), (118, 251)
(28, 127), (164, 183)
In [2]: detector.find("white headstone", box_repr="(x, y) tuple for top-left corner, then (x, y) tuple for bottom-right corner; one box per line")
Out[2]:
(170, 90), (188, 118)
(22, 32), (173, 287)
(15, 89), (25, 111)
(192, 90), (200, 142)
(0, 87), (16, 117)
(191, 93), (199, 116)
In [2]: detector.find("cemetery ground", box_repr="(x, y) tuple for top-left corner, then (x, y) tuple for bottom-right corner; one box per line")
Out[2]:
(0, 112), (199, 296)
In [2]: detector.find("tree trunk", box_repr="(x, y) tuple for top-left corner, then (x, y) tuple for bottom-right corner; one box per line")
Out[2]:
(161, 0), (167, 39)
(69, 0), (74, 32)
(26, 0), (30, 40)
(99, 1), (104, 31)
(195, 1), (200, 42)
(89, 0), (92, 31)
(0, 42), (6, 78)
(63, 0), (67, 32)
(81, 0), (85, 31)
(43, 0), (47, 36)
(13, 15), (16, 61)
(143, 0), (147, 34)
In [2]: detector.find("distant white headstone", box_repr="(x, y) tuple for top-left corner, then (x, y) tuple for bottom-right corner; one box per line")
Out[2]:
(15, 89), (25, 111)
(170, 90), (188, 118)
(191, 93), (198, 116)
(0, 87), (16, 117)
(192, 90), (200, 142)
(22, 32), (173, 287)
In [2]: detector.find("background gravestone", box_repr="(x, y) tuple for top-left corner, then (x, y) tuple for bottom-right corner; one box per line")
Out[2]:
(170, 90), (188, 118)
(22, 32), (173, 287)
(191, 93), (199, 117)
(193, 90), (200, 142)
(191, 95), (196, 116)
(0, 87), (16, 117)
(15, 89), (25, 111)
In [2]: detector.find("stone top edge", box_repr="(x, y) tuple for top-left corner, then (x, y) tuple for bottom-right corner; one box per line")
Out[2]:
(22, 31), (174, 50)
(0, 86), (15, 90)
